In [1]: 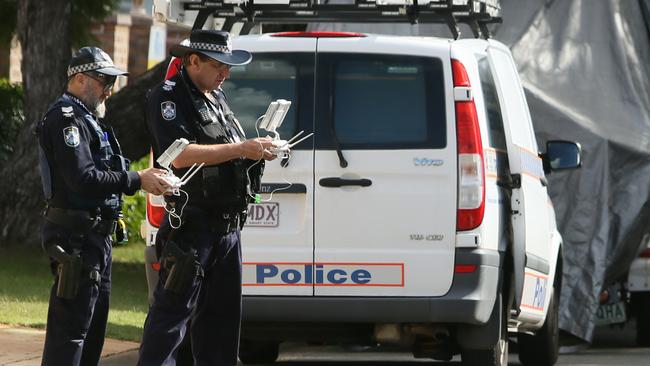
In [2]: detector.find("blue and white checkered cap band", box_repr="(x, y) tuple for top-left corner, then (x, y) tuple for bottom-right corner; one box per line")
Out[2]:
(67, 61), (113, 77)
(190, 42), (232, 54)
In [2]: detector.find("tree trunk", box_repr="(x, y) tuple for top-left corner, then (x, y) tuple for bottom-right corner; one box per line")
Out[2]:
(104, 58), (169, 160)
(0, 0), (72, 246)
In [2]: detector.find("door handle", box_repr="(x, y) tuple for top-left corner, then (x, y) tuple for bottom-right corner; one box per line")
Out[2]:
(319, 177), (372, 188)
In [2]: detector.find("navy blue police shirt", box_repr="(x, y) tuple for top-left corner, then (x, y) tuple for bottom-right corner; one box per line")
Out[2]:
(38, 92), (141, 210)
(146, 69), (249, 210)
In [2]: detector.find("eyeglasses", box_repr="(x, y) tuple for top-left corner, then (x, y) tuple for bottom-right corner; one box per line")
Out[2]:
(84, 72), (116, 92)
(196, 54), (231, 71)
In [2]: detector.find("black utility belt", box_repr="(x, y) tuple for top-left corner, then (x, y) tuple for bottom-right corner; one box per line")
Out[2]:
(181, 205), (244, 234)
(45, 207), (116, 236)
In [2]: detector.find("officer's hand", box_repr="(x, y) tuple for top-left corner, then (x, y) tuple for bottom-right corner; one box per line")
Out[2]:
(138, 168), (171, 196)
(240, 137), (276, 161)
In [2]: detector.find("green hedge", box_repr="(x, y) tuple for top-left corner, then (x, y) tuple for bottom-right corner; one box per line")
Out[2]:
(122, 156), (148, 244)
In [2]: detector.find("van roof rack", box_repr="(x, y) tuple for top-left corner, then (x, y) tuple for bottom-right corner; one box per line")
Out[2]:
(179, 0), (501, 40)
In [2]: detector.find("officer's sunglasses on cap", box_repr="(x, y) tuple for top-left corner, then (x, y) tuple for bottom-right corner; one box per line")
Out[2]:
(84, 71), (116, 92)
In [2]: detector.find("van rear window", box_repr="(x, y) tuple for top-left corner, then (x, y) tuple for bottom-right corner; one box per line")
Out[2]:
(320, 54), (446, 149)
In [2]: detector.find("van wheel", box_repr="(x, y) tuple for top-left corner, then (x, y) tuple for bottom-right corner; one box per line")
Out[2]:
(461, 293), (509, 366)
(518, 286), (559, 366)
(633, 292), (650, 346)
(239, 340), (279, 364)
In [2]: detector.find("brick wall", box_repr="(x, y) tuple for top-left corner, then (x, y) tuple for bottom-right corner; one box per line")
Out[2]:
(128, 14), (153, 77)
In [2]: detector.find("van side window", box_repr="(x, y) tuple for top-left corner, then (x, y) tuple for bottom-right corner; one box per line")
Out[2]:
(477, 56), (507, 151)
(319, 54), (446, 149)
(222, 55), (301, 139)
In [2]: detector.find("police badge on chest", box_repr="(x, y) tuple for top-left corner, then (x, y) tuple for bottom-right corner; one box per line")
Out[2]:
(161, 101), (176, 121)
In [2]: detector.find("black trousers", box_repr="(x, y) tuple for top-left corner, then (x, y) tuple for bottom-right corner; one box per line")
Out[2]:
(138, 209), (243, 366)
(41, 221), (112, 366)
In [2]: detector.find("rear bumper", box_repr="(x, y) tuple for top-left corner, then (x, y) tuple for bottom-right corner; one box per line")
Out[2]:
(243, 248), (502, 325)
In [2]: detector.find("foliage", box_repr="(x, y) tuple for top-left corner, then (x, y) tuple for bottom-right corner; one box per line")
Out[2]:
(0, 244), (148, 341)
(121, 156), (148, 245)
(0, 0), (16, 43)
(70, 0), (120, 47)
(0, 0), (120, 47)
(0, 79), (23, 167)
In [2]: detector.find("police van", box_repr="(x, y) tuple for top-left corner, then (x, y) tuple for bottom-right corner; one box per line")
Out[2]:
(144, 1), (581, 365)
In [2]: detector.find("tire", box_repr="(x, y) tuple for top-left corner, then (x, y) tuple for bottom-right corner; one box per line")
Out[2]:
(239, 340), (280, 364)
(518, 286), (560, 366)
(633, 292), (650, 346)
(461, 292), (509, 366)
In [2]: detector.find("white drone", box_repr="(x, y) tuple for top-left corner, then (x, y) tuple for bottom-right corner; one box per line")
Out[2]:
(260, 99), (313, 158)
(156, 138), (204, 195)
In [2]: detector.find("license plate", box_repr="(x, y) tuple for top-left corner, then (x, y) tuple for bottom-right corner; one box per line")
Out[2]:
(594, 301), (626, 326)
(245, 202), (279, 227)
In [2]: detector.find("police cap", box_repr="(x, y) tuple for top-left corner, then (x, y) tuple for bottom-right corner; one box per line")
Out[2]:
(170, 29), (252, 66)
(67, 47), (128, 78)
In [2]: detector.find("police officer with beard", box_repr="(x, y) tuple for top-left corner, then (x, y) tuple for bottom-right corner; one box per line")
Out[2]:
(138, 30), (276, 366)
(36, 46), (170, 366)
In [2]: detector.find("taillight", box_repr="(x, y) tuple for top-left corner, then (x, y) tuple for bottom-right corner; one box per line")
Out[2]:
(146, 194), (165, 228)
(640, 248), (650, 258)
(455, 264), (478, 273)
(165, 57), (182, 79)
(453, 59), (485, 231)
(146, 149), (166, 228)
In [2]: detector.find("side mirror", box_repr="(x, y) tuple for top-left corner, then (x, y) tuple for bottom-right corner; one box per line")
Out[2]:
(541, 140), (582, 173)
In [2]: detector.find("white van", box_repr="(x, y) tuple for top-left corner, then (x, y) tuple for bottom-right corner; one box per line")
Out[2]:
(142, 29), (581, 365)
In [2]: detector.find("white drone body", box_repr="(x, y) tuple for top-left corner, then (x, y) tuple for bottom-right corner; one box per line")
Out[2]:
(156, 138), (204, 195)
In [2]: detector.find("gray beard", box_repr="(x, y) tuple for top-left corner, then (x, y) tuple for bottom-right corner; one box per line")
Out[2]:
(94, 101), (106, 118)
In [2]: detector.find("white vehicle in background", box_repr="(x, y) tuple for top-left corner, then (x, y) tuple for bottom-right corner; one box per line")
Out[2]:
(628, 238), (650, 345)
(144, 1), (582, 365)
(592, 235), (650, 347)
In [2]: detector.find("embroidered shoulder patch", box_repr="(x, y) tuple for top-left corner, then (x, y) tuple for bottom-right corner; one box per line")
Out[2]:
(63, 126), (80, 147)
(61, 106), (74, 118)
(163, 80), (176, 91)
(161, 101), (176, 121)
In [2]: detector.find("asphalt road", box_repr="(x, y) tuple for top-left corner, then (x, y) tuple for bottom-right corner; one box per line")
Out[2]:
(100, 321), (648, 365)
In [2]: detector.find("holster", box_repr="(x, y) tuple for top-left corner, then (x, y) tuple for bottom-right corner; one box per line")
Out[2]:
(161, 240), (204, 294)
(46, 245), (83, 299)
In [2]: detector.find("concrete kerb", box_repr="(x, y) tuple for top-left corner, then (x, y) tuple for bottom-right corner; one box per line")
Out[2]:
(0, 324), (139, 366)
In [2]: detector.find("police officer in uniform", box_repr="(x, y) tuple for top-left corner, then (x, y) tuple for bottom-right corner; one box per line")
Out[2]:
(37, 47), (170, 366)
(138, 30), (276, 366)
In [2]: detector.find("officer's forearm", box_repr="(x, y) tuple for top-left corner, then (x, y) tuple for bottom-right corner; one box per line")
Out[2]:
(66, 168), (132, 197)
(172, 143), (242, 168)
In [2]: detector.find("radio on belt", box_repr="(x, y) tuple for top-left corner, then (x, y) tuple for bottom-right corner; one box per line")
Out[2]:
(259, 99), (313, 158)
(156, 138), (204, 195)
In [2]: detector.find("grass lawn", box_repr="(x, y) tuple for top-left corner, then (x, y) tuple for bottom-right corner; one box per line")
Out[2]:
(0, 241), (150, 342)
